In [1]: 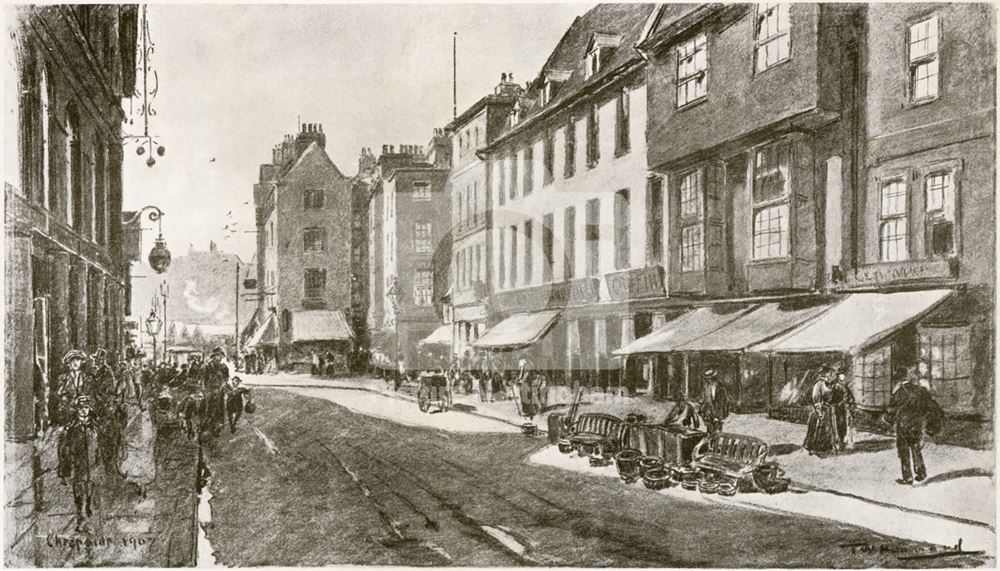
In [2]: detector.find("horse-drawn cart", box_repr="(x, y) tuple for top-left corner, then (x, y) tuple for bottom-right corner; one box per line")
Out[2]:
(416, 371), (452, 413)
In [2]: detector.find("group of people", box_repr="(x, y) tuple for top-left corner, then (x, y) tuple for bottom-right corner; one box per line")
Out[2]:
(151, 348), (243, 437)
(46, 346), (154, 527)
(803, 361), (943, 485)
(663, 369), (732, 435)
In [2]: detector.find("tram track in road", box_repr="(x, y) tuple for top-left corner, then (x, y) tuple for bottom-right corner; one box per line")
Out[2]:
(308, 437), (533, 566)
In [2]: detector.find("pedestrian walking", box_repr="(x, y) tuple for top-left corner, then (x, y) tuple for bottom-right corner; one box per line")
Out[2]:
(889, 365), (944, 485)
(804, 367), (838, 456)
(203, 347), (230, 433)
(118, 350), (155, 498)
(829, 366), (856, 450)
(699, 369), (730, 435)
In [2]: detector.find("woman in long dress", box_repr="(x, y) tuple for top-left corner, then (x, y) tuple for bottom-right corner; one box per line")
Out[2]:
(118, 359), (156, 498)
(803, 370), (838, 456)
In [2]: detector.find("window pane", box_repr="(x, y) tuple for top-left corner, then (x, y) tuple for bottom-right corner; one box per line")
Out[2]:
(879, 219), (909, 262)
(880, 180), (908, 217)
(681, 224), (704, 272)
(909, 16), (939, 62)
(753, 142), (790, 203)
(680, 170), (703, 219)
(913, 60), (939, 99)
(753, 203), (789, 259)
(925, 171), (953, 213)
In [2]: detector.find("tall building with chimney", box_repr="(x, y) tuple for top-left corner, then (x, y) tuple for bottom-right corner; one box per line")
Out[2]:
(244, 123), (360, 372)
(365, 140), (452, 367)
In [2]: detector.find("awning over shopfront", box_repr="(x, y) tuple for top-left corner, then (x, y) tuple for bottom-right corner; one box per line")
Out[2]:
(678, 300), (836, 352)
(751, 289), (954, 354)
(473, 310), (559, 350)
(419, 324), (452, 347)
(613, 305), (753, 355)
(290, 310), (354, 342)
(245, 312), (279, 349)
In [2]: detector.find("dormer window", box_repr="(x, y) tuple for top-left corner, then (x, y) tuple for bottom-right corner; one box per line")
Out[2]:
(586, 49), (602, 78)
(585, 32), (622, 79)
(510, 100), (522, 127)
(540, 70), (570, 106)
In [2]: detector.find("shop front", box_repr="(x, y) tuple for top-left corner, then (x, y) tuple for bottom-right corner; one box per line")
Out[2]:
(281, 309), (355, 374)
(751, 289), (974, 443)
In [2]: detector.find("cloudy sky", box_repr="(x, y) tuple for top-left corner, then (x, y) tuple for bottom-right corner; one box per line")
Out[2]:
(122, 3), (591, 262)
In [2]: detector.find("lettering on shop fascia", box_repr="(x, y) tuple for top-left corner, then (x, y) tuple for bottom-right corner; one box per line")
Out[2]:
(842, 259), (953, 287)
(492, 278), (600, 313)
(605, 266), (666, 301)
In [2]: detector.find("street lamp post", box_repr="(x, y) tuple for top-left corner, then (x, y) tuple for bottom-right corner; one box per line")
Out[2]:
(145, 308), (161, 363)
(159, 281), (169, 361)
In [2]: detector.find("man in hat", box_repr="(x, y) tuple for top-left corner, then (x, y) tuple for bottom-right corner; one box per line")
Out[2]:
(699, 369), (730, 435)
(57, 350), (97, 426)
(889, 366), (943, 485)
(203, 347), (230, 432)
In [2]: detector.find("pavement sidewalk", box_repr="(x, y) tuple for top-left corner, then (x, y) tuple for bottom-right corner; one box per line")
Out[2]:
(246, 372), (995, 553)
(17, 423), (200, 567)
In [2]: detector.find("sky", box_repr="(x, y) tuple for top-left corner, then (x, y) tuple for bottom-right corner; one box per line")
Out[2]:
(122, 3), (592, 263)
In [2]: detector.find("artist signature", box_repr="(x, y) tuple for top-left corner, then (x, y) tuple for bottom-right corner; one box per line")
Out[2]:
(840, 539), (984, 561)
(42, 534), (154, 550)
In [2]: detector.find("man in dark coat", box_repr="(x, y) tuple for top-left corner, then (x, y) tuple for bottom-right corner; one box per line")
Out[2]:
(699, 369), (730, 435)
(889, 365), (944, 485)
(203, 348), (230, 432)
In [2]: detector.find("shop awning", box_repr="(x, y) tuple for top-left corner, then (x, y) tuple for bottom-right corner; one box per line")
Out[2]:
(245, 312), (279, 349)
(677, 300), (836, 352)
(473, 310), (559, 350)
(290, 310), (354, 342)
(751, 289), (954, 354)
(419, 324), (452, 346)
(614, 305), (754, 355)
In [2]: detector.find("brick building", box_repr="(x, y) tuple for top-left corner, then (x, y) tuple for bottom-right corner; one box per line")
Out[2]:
(367, 141), (452, 367)
(4, 4), (140, 560)
(245, 123), (361, 372)
(444, 76), (521, 357)
(615, 2), (994, 447)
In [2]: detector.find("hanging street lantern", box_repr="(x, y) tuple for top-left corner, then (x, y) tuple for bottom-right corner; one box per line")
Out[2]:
(148, 236), (171, 273)
(122, 205), (170, 273)
(145, 308), (162, 336)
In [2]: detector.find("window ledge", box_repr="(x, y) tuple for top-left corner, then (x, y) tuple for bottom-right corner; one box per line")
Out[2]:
(753, 57), (792, 77)
(748, 256), (793, 266)
(907, 96), (939, 109)
(676, 96), (708, 112)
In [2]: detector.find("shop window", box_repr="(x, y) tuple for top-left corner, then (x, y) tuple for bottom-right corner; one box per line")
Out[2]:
(564, 206), (576, 279)
(414, 221), (432, 254)
(585, 198), (600, 276)
(564, 118), (576, 178)
(304, 227), (326, 252)
(615, 87), (630, 157)
(853, 345), (892, 410)
(676, 33), (708, 108)
(919, 325), (974, 412)
(925, 171), (956, 257)
(646, 176), (664, 265)
(614, 189), (630, 270)
(412, 181), (431, 201)
(879, 179), (909, 262)
(755, 3), (791, 73)
(413, 270), (433, 306)
(908, 16), (939, 102)
(304, 268), (326, 299)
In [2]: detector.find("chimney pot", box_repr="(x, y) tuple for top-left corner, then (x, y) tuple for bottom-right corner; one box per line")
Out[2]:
(382, 144), (388, 154)
(318, 124), (323, 133)
(501, 72), (507, 82)
(390, 145), (395, 153)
